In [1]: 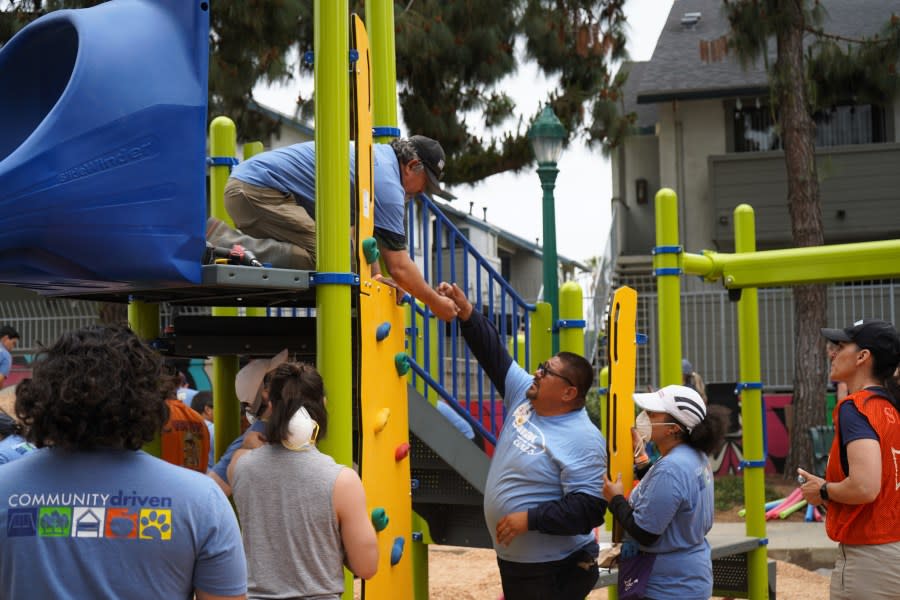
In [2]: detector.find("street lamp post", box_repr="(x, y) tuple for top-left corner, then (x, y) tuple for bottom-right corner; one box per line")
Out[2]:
(528, 105), (566, 354)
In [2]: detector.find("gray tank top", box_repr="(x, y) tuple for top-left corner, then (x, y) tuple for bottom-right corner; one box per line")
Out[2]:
(232, 443), (345, 600)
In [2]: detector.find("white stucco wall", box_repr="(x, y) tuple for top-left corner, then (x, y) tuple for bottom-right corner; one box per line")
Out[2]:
(657, 99), (727, 253)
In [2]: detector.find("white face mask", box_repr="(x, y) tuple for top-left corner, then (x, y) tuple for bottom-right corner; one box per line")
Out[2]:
(635, 411), (654, 443)
(636, 410), (684, 443)
(282, 406), (319, 451)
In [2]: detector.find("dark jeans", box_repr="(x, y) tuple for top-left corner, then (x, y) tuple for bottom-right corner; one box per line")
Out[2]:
(497, 544), (599, 600)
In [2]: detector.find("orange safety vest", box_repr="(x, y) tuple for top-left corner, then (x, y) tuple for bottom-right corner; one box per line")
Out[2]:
(826, 389), (900, 544)
(161, 399), (210, 473)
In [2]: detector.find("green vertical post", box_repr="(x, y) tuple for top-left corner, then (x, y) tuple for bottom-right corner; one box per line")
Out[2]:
(315, 4), (351, 597)
(530, 302), (552, 369)
(558, 280), (584, 356)
(130, 300), (161, 457)
(209, 116), (237, 228)
(538, 165), (560, 354)
(314, 0), (351, 466)
(365, 0), (398, 143)
(208, 116), (240, 461)
(734, 204), (768, 600)
(654, 188), (683, 386)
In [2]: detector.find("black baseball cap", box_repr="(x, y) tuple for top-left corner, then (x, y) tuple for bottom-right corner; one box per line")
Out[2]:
(821, 319), (900, 367)
(409, 135), (456, 200)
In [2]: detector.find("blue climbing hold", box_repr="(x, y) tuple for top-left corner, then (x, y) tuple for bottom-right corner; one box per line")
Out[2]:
(376, 322), (391, 341)
(390, 536), (405, 566)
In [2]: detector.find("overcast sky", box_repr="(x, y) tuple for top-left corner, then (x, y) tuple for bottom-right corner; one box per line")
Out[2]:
(253, 2), (674, 263)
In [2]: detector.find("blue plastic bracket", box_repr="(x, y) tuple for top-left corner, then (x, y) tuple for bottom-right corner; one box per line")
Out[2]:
(308, 272), (359, 287)
(596, 386), (609, 396)
(206, 156), (239, 167)
(636, 333), (648, 345)
(373, 126), (402, 138)
(654, 267), (682, 276)
(302, 50), (359, 66)
(555, 319), (585, 329)
(651, 245), (683, 255)
(734, 381), (763, 394)
(739, 459), (767, 469)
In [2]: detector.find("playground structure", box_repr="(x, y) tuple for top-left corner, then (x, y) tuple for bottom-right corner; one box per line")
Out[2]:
(649, 187), (900, 599)
(3, 2), (900, 600)
(0, 2), (585, 598)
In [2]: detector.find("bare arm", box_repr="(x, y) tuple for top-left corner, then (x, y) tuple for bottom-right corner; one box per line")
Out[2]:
(798, 438), (882, 505)
(225, 449), (250, 486)
(333, 467), (379, 580)
(207, 471), (232, 498)
(835, 438), (882, 503)
(380, 246), (458, 321)
(195, 591), (246, 600)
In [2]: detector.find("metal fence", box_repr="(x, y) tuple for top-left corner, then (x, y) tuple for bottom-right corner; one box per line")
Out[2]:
(0, 298), (101, 355)
(611, 278), (900, 390)
(0, 299), (214, 356)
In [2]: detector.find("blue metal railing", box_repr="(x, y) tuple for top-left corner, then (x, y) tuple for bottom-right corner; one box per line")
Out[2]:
(406, 194), (536, 446)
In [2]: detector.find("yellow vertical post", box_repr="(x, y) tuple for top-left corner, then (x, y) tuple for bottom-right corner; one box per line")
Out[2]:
(366, 0), (398, 142)
(130, 300), (161, 456)
(530, 302), (552, 369)
(654, 188), (683, 386)
(734, 204), (768, 600)
(208, 116), (240, 461)
(558, 280), (584, 356)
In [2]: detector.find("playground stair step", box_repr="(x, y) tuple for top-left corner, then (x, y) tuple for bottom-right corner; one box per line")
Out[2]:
(409, 386), (492, 548)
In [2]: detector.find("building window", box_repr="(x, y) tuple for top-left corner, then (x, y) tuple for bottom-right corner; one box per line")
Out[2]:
(733, 103), (887, 152)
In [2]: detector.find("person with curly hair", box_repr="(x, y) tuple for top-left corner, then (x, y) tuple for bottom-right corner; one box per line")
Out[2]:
(0, 325), (247, 600)
(229, 362), (378, 599)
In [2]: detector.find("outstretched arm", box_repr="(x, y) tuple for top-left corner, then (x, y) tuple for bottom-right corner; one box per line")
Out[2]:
(437, 282), (512, 395)
(380, 247), (458, 321)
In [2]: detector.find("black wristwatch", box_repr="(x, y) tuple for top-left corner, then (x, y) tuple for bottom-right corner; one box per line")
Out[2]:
(819, 482), (829, 502)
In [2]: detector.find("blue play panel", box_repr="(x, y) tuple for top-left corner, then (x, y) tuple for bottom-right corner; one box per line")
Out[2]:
(0, 0), (209, 294)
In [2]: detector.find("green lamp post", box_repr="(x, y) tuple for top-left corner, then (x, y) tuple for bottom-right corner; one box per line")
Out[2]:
(528, 105), (566, 354)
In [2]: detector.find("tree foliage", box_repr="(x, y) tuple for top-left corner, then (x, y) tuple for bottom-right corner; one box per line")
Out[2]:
(723, 0), (900, 478)
(0, 0), (631, 186)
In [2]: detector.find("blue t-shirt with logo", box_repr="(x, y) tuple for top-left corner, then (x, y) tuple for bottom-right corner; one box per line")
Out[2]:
(0, 435), (36, 465)
(629, 443), (714, 599)
(483, 364), (606, 563)
(0, 448), (246, 598)
(231, 142), (407, 239)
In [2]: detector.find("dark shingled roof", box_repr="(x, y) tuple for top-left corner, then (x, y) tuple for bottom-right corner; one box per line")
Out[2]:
(619, 61), (659, 131)
(637, 0), (900, 103)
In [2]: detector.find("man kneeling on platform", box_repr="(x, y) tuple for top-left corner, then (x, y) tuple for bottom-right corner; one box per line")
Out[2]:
(217, 135), (458, 321)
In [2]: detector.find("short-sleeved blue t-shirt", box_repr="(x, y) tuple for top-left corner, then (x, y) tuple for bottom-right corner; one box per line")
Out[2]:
(0, 347), (11, 378)
(0, 449), (246, 598)
(0, 434), (35, 465)
(483, 363), (607, 563)
(231, 142), (407, 239)
(210, 419), (267, 483)
(629, 443), (714, 599)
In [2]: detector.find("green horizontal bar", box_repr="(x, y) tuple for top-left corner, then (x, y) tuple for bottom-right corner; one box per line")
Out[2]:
(683, 239), (900, 289)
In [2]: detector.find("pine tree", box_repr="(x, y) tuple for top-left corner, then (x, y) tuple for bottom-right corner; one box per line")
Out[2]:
(723, 0), (900, 478)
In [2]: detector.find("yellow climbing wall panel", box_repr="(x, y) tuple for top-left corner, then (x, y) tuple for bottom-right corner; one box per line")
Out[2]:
(353, 14), (414, 599)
